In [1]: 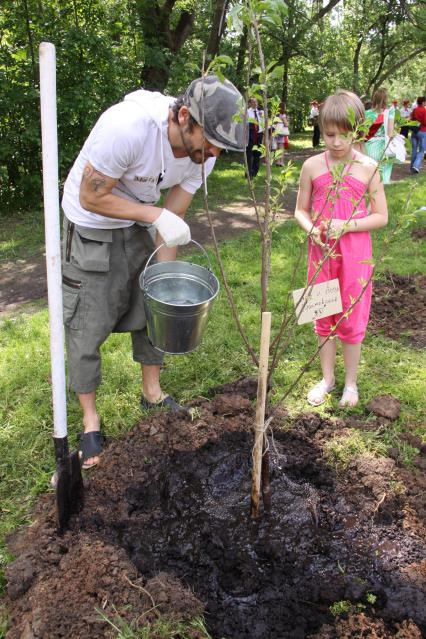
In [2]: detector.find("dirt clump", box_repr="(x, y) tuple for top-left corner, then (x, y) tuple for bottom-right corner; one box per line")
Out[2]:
(5, 535), (202, 639)
(4, 380), (426, 638)
(366, 395), (401, 420)
(308, 612), (423, 638)
(411, 227), (426, 241)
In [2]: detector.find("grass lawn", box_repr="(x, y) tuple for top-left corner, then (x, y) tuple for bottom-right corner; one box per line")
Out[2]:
(0, 142), (425, 636)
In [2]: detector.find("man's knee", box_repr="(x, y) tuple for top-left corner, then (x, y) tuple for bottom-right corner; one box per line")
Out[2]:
(131, 329), (164, 366)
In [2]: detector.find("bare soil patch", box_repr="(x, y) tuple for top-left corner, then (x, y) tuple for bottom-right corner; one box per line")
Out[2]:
(412, 227), (426, 241)
(369, 272), (426, 348)
(5, 380), (425, 638)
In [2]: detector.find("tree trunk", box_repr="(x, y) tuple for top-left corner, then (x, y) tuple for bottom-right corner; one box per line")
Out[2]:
(22, 0), (37, 87)
(136, 0), (195, 91)
(235, 25), (248, 91)
(281, 53), (289, 106)
(352, 35), (363, 94)
(280, 0), (294, 106)
(206, 0), (230, 60)
(366, 20), (388, 95)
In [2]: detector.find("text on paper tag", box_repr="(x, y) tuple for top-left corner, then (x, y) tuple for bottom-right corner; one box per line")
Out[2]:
(292, 278), (343, 325)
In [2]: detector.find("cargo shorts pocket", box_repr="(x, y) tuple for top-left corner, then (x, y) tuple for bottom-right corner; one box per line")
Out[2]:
(62, 276), (83, 330)
(68, 224), (113, 272)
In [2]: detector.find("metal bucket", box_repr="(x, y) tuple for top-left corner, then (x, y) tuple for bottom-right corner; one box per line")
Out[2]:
(139, 240), (220, 354)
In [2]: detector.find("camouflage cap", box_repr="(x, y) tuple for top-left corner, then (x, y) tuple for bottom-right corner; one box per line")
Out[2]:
(184, 75), (245, 152)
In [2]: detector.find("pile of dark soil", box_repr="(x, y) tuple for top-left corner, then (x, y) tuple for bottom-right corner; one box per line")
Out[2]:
(370, 272), (426, 348)
(4, 380), (426, 638)
(411, 227), (426, 242)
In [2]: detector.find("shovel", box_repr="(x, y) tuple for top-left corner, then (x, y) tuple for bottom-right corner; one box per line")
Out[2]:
(39, 42), (84, 533)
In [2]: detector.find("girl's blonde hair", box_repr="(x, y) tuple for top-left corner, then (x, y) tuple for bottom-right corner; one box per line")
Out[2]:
(372, 87), (388, 110)
(319, 90), (365, 132)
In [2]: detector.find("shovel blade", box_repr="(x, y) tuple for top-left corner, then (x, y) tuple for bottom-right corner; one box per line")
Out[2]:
(54, 438), (84, 533)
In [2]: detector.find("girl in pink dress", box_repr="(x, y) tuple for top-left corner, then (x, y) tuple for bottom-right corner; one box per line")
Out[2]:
(294, 90), (388, 407)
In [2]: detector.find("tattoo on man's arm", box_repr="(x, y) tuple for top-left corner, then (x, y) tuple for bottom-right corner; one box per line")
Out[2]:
(83, 166), (106, 192)
(90, 177), (106, 192)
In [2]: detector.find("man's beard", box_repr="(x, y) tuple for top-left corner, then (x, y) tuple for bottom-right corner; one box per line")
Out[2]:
(180, 125), (213, 164)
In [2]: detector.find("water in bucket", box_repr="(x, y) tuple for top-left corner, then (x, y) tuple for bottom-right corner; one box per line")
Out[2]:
(140, 242), (220, 355)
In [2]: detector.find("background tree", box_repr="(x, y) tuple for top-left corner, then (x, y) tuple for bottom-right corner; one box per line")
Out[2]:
(135, 0), (197, 91)
(206, 0), (231, 60)
(1, 0), (425, 212)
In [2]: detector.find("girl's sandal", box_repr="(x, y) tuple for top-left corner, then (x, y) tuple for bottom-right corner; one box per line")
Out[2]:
(339, 386), (359, 408)
(307, 379), (335, 406)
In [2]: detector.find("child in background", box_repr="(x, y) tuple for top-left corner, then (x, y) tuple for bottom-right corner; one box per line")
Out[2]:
(274, 103), (290, 166)
(294, 90), (388, 407)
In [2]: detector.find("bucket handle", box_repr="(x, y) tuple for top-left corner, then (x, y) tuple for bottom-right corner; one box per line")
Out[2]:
(141, 240), (213, 291)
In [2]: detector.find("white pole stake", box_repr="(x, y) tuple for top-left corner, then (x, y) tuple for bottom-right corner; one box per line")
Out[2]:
(251, 311), (272, 519)
(39, 42), (67, 439)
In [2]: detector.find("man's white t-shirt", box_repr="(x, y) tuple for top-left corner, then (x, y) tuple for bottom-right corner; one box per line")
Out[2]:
(247, 106), (264, 133)
(309, 106), (319, 120)
(62, 90), (216, 229)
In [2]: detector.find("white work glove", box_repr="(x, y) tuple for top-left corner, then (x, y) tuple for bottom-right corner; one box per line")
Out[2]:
(152, 208), (191, 247)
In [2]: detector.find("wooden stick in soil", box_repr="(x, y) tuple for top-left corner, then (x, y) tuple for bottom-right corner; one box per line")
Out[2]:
(251, 311), (272, 519)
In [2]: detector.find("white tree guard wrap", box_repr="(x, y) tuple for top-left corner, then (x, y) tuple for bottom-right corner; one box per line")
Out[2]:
(39, 42), (68, 439)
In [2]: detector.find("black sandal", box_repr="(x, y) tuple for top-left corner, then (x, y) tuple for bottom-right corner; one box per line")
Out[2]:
(140, 394), (184, 412)
(78, 431), (105, 469)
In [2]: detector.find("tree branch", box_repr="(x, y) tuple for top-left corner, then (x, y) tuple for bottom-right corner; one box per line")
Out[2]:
(170, 10), (195, 52)
(374, 46), (426, 88)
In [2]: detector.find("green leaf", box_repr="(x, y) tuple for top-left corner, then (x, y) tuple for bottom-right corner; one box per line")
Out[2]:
(262, 14), (283, 27)
(227, 4), (245, 34)
(215, 54), (234, 67)
(267, 65), (284, 81)
(347, 107), (356, 128)
(11, 49), (27, 62)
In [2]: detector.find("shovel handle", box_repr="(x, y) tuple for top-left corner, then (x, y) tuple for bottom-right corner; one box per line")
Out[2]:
(141, 239), (213, 291)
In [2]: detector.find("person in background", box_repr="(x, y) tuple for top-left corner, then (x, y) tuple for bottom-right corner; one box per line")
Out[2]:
(273, 102), (289, 166)
(294, 89), (388, 408)
(309, 100), (321, 147)
(61, 75), (245, 468)
(400, 99), (412, 138)
(410, 96), (426, 174)
(364, 87), (395, 184)
(392, 99), (400, 123)
(246, 97), (264, 178)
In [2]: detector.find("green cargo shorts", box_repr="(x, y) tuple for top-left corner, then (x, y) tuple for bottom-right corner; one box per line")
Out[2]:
(62, 216), (164, 394)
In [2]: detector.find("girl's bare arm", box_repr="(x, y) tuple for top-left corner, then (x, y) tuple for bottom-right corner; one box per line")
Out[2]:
(294, 162), (325, 246)
(294, 163), (315, 233)
(329, 168), (388, 236)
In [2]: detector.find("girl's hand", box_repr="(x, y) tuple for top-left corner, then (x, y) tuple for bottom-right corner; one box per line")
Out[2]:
(327, 219), (348, 239)
(309, 225), (325, 247)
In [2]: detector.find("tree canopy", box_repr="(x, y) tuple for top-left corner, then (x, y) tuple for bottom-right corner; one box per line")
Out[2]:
(1, 0), (424, 210)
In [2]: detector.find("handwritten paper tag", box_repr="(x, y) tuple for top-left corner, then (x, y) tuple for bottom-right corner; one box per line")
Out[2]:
(293, 278), (343, 325)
